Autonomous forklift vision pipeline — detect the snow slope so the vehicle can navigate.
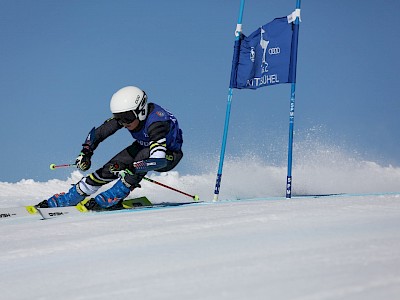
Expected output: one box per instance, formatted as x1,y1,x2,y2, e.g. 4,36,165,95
1,194,400,299
1,155,400,299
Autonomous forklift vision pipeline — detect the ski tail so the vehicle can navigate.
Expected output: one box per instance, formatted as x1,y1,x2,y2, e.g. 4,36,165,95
0,206,37,220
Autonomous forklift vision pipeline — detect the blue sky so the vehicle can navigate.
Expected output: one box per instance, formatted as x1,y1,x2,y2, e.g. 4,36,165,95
1,0,399,183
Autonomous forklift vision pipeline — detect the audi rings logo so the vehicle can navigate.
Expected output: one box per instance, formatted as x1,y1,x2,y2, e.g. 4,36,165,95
268,47,281,55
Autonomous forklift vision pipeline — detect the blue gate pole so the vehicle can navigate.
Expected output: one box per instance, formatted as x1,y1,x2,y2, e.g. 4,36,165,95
286,0,301,199
213,0,245,201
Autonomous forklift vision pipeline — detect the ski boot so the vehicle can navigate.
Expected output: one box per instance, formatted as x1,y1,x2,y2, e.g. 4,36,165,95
82,198,124,211
93,179,131,209
79,198,102,211
36,199,50,208
37,184,86,208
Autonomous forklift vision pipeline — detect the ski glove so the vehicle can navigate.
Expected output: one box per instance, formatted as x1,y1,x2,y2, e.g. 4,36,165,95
76,146,93,171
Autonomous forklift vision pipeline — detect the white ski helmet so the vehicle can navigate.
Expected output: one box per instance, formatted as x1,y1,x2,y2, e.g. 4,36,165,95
110,86,148,122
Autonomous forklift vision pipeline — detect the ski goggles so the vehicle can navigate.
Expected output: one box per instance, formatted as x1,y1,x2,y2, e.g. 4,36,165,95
113,110,138,125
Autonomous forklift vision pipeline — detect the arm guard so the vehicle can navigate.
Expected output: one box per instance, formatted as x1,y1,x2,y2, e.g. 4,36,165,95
133,158,168,174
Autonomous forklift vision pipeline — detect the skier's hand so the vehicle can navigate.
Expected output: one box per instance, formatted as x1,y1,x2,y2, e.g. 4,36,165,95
75,147,93,171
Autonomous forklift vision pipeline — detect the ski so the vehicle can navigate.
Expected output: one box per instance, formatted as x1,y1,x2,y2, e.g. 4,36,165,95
37,197,202,220
0,206,37,219
1,197,202,221
0,197,152,220
36,205,82,219
37,197,154,219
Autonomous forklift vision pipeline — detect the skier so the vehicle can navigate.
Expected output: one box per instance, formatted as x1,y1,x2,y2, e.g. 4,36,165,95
37,86,183,210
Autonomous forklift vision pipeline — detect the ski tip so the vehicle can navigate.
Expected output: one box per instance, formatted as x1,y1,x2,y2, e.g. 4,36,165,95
122,196,152,209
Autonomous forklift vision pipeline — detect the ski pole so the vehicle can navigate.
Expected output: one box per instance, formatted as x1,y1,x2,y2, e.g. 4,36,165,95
142,177,199,201
49,162,200,201
49,163,77,170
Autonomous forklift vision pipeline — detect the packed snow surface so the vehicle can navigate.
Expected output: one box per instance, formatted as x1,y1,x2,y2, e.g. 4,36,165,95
1,155,400,299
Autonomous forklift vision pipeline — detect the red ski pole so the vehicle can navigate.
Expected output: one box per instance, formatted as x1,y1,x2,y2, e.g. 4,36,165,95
143,177,199,201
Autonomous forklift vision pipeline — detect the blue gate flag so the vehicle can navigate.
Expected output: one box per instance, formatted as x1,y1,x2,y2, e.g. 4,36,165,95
230,15,298,89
